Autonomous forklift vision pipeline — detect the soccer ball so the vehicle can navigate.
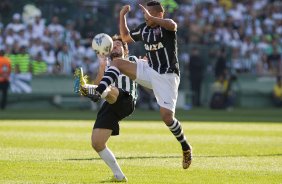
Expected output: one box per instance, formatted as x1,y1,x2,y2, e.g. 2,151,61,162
92,33,113,56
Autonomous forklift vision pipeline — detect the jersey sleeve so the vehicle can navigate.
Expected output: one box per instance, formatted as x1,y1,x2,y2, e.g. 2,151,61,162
129,23,145,42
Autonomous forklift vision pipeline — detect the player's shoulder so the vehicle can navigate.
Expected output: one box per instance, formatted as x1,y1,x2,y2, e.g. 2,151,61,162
134,22,146,30
136,22,146,28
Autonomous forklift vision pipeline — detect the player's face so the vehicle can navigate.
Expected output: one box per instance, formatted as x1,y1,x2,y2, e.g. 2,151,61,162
110,40,124,59
146,6,162,27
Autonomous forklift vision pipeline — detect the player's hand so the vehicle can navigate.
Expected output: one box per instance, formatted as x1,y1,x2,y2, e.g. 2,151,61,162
139,4,152,21
120,5,130,16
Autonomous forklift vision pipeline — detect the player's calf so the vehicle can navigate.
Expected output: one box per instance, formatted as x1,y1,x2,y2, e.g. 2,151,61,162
167,119,193,169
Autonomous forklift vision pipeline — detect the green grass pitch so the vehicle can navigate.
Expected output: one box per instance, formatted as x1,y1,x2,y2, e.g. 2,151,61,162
1,118,281,183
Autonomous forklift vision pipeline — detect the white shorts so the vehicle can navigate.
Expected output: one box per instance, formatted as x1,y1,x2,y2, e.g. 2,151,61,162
135,59,180,112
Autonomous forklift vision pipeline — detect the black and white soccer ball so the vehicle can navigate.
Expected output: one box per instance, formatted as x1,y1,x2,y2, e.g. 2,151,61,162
92,33,113,56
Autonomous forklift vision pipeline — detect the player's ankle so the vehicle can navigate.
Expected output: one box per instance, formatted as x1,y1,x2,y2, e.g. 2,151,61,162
181,142,191,151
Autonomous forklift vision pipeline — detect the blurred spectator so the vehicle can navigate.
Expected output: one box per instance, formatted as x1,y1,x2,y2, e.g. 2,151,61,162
5,13,24,33
47,16,64,36
215,47,227,78
0,49,11,109
42,42,56,74
17,29,29,47
57,43,74,75
81,56,98,82
4,28,15,48
12,46,30,73
64,20,81,49
29,37,44,58
31,52,47,75
188,47,205,107
71,40,85,66
1,0,282,78
210,74,237,110
267,47,281,75
272,75,282,107
31,15,45,38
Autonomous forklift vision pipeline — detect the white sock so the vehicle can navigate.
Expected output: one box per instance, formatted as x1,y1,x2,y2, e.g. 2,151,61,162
98,147,125,180
83,84,97,88
83,84,109,98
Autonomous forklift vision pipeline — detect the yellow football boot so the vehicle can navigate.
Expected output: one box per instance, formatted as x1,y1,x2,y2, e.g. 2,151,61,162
74,67,88,95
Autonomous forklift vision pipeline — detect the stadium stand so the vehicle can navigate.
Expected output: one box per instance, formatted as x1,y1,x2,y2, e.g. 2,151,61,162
1,0,281,109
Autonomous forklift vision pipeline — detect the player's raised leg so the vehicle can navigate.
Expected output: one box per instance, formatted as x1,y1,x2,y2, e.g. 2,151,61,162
95,59,137,97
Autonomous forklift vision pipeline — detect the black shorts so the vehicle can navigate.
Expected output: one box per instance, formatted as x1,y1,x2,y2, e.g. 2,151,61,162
94,88,135,136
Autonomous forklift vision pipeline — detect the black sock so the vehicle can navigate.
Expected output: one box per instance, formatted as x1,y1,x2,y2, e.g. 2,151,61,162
167,119,191,151
96,66,120,94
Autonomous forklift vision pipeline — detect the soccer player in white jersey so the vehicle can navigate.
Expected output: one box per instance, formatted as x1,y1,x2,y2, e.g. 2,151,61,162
84,1,192,169
80,35,138,182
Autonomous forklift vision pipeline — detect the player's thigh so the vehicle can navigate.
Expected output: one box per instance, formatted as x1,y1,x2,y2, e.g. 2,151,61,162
95,102,121,136
135,60,153,89
91,128,112,145
151,73,180,112
112,90,135,118
113,59,137,80
105,86,120,104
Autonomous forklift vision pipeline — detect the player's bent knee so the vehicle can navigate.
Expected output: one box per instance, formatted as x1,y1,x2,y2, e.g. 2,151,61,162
112,59,122,68
92,140,106,152
161,113,174,125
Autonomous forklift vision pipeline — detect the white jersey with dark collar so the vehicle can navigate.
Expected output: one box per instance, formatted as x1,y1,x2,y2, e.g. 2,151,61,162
107,56,138,101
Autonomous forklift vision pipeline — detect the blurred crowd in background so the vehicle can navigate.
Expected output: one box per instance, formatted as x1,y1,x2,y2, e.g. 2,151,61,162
0,0,281,77
0,0,282,109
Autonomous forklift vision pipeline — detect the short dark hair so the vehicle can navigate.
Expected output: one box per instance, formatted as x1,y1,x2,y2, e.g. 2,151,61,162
147,0,161,6
146,0,164,12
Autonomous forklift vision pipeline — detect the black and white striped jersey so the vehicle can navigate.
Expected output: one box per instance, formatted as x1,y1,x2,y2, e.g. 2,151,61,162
110,56,138,101
130,22,180,76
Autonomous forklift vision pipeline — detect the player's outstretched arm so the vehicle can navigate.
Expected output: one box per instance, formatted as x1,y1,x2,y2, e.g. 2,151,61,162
120,5,134,43
94,55,108,85
139,4,177,31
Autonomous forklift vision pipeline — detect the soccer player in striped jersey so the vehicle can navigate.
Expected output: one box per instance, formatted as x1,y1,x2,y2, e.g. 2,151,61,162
84,1,193,170
81,35,137,182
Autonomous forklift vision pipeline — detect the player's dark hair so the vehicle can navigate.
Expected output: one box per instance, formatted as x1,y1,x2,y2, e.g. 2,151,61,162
112,34,129,57
147,0,160,6
146,0,164,13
